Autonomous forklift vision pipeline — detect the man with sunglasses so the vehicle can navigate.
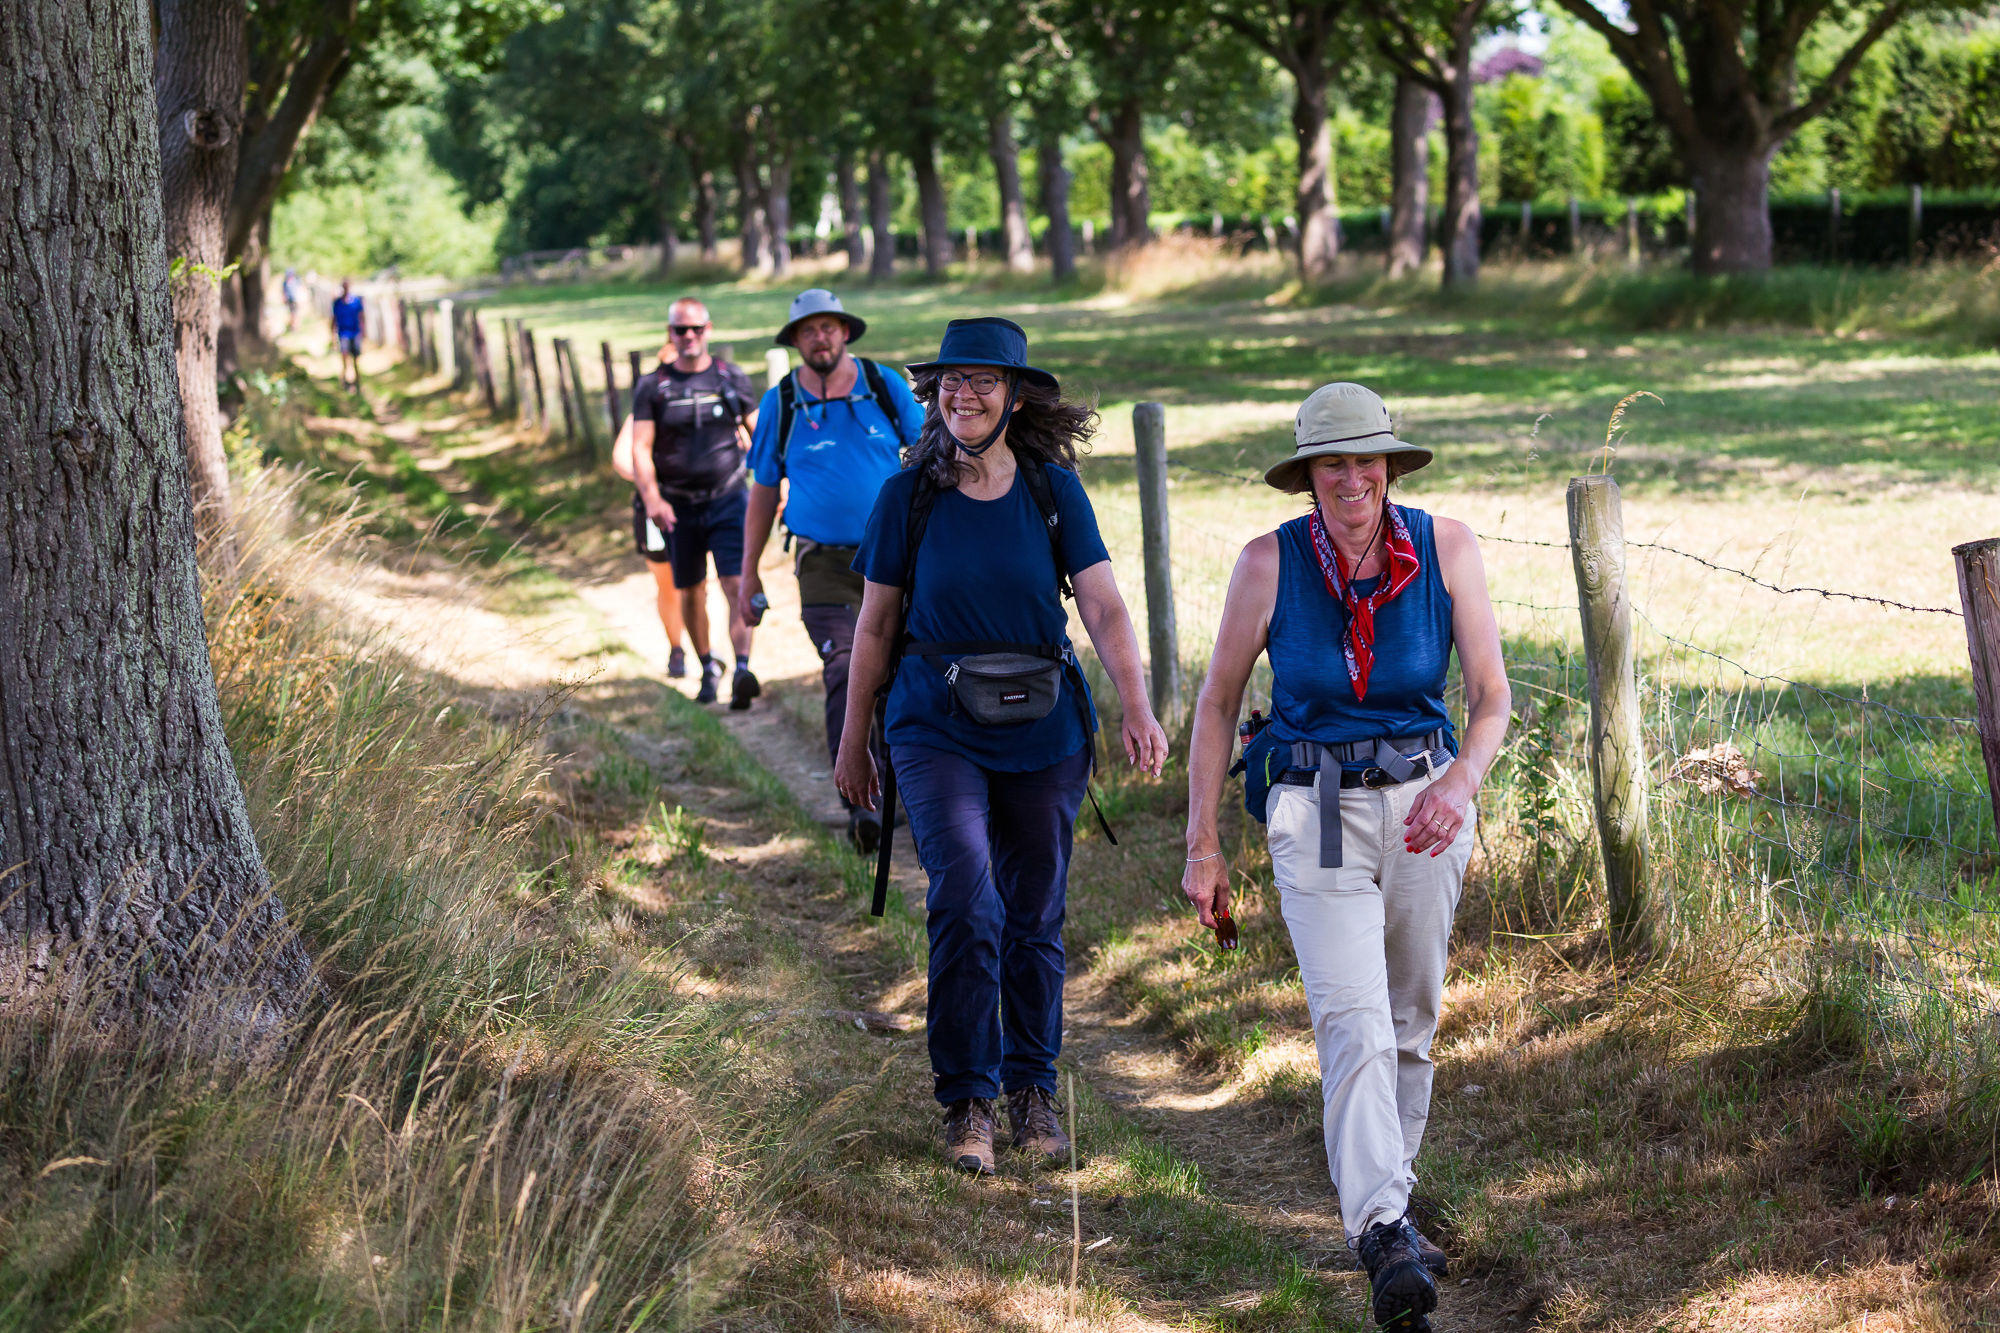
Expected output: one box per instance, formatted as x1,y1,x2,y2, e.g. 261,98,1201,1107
740,289,925,852
631,297,761,707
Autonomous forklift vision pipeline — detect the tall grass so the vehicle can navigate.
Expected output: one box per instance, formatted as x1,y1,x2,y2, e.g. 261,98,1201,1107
0,466,813,1329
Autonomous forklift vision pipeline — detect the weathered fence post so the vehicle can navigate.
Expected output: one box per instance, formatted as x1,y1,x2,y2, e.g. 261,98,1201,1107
521,326,546,432
1954,537,2000,839
1910,184,1924,264
1568,475,1651,948
764,346,790,391
550,338,575,444
1132,402,1180,724
601,341,623,433
1828,188,1842,264
570,340,598,456
471,316,497,413
437,298,456,383
1626,198,1640,264
628,349,645,388
500,318,519,419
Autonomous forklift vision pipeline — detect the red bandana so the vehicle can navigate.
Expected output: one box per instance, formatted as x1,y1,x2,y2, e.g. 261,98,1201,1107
1307,503,1421,701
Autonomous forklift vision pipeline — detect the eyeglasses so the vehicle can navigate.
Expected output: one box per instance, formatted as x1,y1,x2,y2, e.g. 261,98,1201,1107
938,371,1006,395
669,324,707,336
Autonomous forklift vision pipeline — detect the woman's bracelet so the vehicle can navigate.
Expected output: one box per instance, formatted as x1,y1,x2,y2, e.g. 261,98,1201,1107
1186,852,1223,864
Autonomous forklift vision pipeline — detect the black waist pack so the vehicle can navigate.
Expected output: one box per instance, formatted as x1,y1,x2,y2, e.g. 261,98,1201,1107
943,650,1065,725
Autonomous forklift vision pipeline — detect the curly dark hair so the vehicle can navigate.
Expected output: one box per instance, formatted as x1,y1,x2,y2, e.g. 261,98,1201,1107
904,371,1098,488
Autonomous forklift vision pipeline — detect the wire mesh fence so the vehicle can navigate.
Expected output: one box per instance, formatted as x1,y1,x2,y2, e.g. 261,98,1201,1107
1090,470,1997,1073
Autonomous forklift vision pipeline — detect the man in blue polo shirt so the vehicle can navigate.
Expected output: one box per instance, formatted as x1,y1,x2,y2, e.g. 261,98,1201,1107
330,278,365,389
740,289,924,851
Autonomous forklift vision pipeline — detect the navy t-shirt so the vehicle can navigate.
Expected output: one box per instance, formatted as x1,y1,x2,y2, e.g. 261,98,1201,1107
856,462,1110,771
332,295,364,337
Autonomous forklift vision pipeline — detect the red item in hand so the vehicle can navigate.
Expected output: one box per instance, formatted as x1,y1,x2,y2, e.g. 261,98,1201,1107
1212,906,1239,951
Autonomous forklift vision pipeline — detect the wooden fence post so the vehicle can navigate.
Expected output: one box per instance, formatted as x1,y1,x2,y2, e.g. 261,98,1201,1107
500,318,520,419
1954,537,2000,839
550,339,575,444
437,298,456,383
521,326,546,432
1910,183,1924,265
601,341,623,433
1132,402,1180,724
568,340,598,457
764,346,790,391
628,349,644,389
1568,475,1651,948
471,315,497,413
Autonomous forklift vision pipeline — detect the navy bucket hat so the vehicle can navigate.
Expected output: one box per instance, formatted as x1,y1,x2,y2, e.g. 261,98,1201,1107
906,317,1058,391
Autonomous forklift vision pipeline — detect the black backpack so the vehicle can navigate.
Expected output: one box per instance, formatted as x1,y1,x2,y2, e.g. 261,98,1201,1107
870,461,1114,916
771,358,911,479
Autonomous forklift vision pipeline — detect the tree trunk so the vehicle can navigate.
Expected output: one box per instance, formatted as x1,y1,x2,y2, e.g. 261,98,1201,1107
1388,76,1431,277
912,131,951,277
868,148,896,280
1439,54,1481,286
1100,95,1151,249
694,165,718,261
836,148,866,270
737,145,769,275
1038,131,1076,285
237,207,272,354
2,0,315,1017
1291,66,1338,279
989,111,1035,274
155,0,245,547
227,0,351,261
1686,144,1775,273
766,150,792,277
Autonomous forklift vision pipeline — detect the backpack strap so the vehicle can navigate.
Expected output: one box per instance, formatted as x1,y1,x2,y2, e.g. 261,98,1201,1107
872,472,939,917
858,358,911,450
773,371,798,479
1019,461,1074,600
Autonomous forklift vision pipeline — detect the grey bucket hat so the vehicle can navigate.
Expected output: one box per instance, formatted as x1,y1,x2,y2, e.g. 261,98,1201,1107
775,288,866,346
1263,382,1432,493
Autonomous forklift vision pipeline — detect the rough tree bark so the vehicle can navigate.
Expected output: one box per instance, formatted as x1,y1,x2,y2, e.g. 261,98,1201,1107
867,148,896,280
236,208,271,354
1094,95,1151,248
1038,131,1076,285
736,144,769,275
693,162,718,261
988,111,1036,274
836,148,866,270
155,0,245,546
912,131,952,277
1388,76,1431,277
765,150,792,277
1438,51,1480,285
1375,0,1484,286
1221,0,1350,280
2,0,315,1017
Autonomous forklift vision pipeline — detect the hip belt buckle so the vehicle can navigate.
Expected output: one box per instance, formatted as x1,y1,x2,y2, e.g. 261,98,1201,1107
1360,766,1396,789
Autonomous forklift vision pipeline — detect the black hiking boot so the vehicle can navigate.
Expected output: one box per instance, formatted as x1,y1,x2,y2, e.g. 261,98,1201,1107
848,809,881,856
1408,1219,1449,1277
1355,1218,1439,1331
695,656,722,704
730,665,760,711
941,1097,997,1175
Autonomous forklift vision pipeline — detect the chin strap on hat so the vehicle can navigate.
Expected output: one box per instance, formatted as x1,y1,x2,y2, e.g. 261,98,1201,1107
956,383,1022,459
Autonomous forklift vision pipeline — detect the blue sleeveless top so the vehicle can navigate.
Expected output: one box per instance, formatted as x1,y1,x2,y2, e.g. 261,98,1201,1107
1267,505,1457,767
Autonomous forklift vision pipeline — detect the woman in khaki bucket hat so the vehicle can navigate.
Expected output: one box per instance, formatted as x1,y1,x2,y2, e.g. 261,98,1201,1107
1180,382,1510,1333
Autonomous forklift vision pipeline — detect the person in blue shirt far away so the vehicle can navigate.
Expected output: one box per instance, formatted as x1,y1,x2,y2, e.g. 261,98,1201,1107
330,278,365,389
835,317,1167,1176
738,289,925,852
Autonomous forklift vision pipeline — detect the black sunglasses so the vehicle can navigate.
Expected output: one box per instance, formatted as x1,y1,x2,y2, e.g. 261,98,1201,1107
669,324,707,336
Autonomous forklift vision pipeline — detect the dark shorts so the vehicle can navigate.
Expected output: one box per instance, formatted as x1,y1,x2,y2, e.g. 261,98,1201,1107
338,333,362,357
632,489,746,589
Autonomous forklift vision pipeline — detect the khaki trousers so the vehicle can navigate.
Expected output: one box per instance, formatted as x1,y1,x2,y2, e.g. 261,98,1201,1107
1268,763,1474,1238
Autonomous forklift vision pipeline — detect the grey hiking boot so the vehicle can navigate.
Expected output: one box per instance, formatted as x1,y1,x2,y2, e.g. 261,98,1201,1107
1005,1085,1071,1165
942,1097,997,1175
1355,1218,1439,1331
695,655,722,704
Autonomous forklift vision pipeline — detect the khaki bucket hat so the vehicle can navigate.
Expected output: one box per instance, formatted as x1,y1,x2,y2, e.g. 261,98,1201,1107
1263,382,1432,493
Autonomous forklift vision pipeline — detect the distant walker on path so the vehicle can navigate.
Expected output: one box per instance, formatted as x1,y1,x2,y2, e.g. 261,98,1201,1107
331,279,364,390
628,297,761,706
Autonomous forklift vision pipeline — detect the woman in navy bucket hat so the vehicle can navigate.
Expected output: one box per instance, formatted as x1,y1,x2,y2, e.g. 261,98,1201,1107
838,317,1167,1175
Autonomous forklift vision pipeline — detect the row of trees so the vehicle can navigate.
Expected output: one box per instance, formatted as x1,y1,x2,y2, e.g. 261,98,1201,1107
433,0,1978,293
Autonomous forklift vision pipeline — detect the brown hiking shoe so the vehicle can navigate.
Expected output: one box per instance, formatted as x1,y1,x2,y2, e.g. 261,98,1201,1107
1006,1085,1071,1165
942,1097,997,1175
